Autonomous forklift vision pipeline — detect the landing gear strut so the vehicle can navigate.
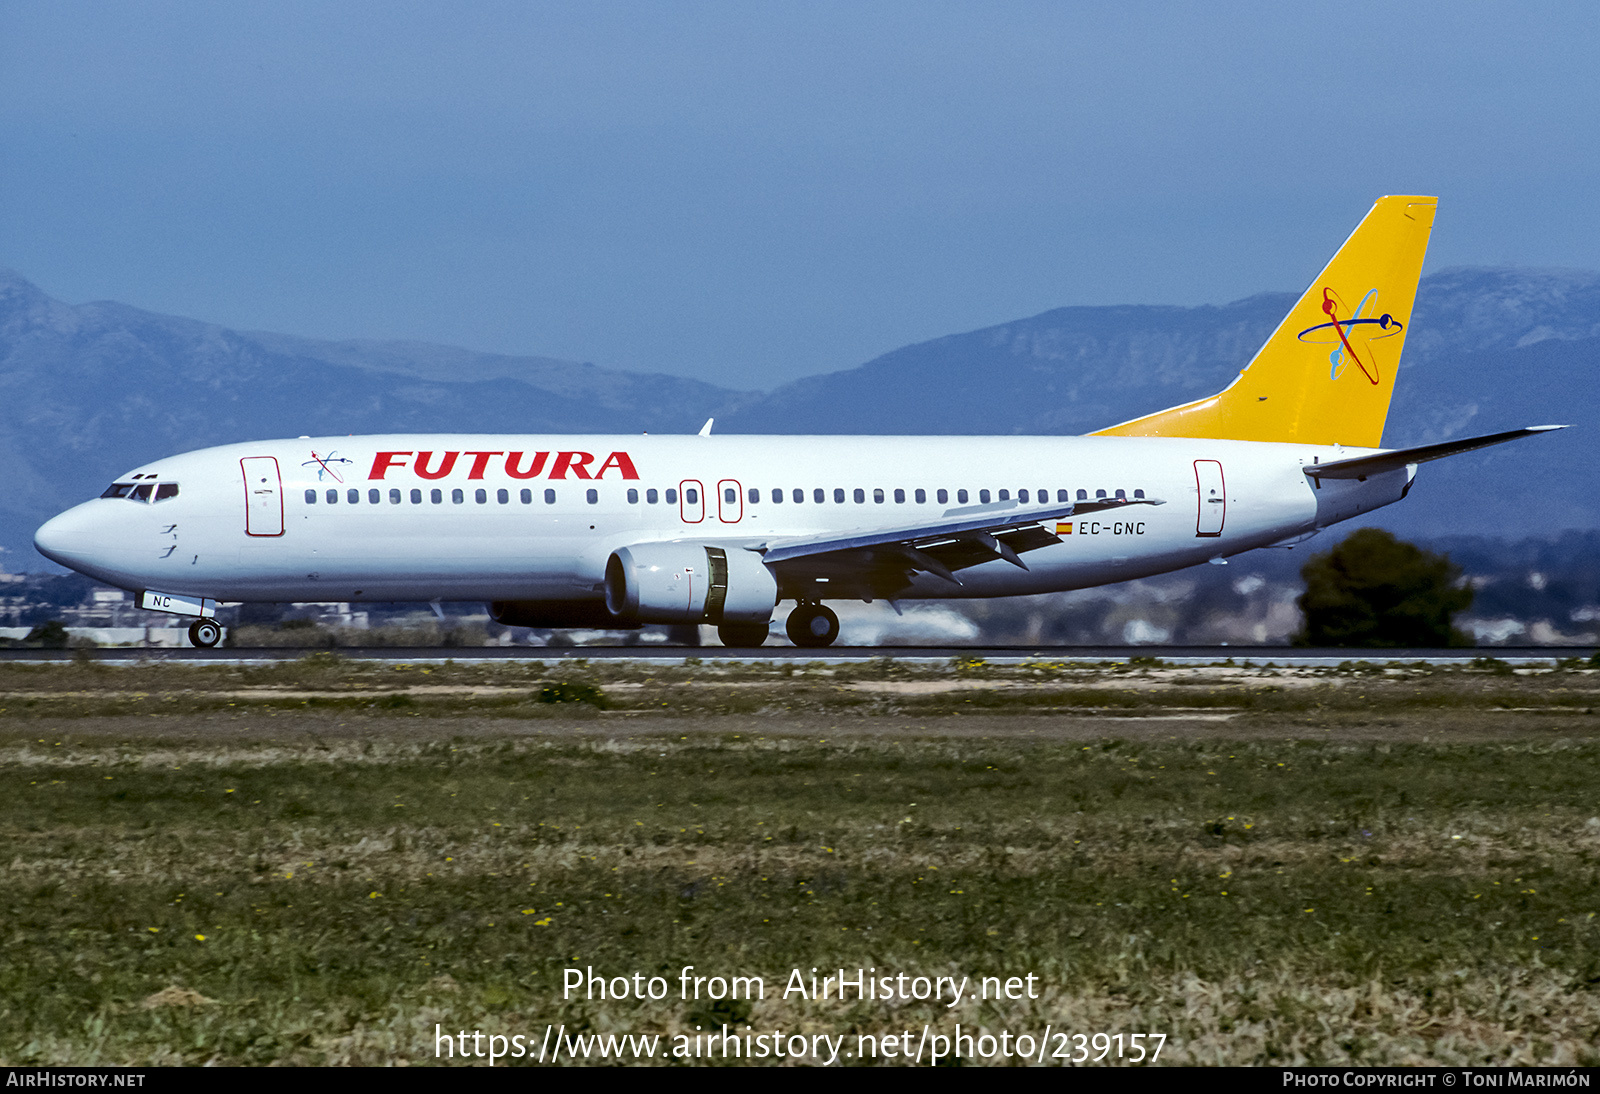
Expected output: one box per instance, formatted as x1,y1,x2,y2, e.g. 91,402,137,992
785,602,839,648
717,622,770,648
188,619,223,648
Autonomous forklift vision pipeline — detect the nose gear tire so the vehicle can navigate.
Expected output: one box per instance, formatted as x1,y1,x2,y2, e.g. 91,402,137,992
188,619,222,648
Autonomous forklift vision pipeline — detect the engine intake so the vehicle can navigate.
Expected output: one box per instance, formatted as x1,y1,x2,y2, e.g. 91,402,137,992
605,543,777,625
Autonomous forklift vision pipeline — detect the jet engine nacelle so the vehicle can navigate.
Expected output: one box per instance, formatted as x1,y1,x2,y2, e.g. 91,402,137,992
605,543,778,625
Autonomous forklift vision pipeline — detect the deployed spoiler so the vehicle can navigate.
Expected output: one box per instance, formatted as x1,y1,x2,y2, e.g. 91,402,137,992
1303,425,1569,480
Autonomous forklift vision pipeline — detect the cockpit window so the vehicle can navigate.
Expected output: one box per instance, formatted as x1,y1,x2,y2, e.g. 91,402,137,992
102,481,180,502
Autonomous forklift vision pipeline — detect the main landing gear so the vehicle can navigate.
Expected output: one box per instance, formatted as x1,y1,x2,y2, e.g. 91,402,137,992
187,619,223,649
785,602,839,649
716,622,771,648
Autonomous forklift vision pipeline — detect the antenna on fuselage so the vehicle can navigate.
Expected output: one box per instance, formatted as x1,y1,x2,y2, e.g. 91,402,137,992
698,418,714,436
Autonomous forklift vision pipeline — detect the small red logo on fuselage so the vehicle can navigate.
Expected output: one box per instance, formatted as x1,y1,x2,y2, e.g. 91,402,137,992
367,450,639,481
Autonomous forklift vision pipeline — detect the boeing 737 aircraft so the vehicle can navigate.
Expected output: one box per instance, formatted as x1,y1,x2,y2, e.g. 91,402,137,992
34,196,1563,648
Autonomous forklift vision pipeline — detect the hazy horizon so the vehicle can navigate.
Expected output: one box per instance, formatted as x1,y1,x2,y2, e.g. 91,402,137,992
5,2,1599,388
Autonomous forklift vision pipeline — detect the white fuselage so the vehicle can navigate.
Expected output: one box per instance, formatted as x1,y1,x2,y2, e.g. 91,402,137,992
34,433,1411,609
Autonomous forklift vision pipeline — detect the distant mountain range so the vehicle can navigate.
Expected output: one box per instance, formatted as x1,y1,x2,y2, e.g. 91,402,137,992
2,266,1594,567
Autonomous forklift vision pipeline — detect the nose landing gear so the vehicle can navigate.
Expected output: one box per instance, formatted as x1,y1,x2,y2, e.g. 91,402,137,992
187,619,223,649
785,601,839,648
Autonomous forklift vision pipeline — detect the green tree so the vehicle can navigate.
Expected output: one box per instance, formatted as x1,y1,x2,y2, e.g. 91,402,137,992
1295,528,1474,647
23,620,71,649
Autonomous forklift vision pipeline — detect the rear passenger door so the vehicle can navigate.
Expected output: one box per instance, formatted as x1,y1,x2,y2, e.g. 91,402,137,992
1194,460,1225,537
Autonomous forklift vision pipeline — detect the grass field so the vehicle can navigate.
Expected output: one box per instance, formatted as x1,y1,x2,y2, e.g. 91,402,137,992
2,656,1598,1065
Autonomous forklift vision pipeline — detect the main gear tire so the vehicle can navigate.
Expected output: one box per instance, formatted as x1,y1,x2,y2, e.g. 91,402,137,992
188,619,223,648
716,622,770,648
785,603,840,648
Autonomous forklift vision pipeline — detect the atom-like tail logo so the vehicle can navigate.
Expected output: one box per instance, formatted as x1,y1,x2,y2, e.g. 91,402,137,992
302,450,355,483
1296,287,1402,385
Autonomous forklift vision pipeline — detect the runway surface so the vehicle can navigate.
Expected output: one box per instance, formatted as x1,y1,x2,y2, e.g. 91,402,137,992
0,644,1593,666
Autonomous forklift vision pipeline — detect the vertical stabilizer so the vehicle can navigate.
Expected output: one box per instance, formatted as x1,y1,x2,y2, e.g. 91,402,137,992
1094,196,1437,447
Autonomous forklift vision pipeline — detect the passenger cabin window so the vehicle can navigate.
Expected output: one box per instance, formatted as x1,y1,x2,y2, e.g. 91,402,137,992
979,489,991,503
586,488,598,504
369,489,380,504
305,489,317,504
997,489,1009,501
666,489,678,504
893,488,904,503
772,489,783,504
627,488,638,503
914,488,925,503
348,489,359,504
833,488,845,503
520,489,532,504
1076,489,1087,501
685,488,697,505
544,489,557,504
813,488,824,503
748,488,759,503
1017,489,1028,502
957,489,969,504
725,487,737,504
874,488,885,503
795,489,806,503
646,488,658,504
411,489,423,504
498,488,510,504
1134,489,1145,499
936,489,947,504
853,488,864,503
390,489,401,504
452,488,464,504
431,489,443,504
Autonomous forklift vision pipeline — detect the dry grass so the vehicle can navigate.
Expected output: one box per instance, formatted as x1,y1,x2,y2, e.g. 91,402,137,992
2,662,1599,1065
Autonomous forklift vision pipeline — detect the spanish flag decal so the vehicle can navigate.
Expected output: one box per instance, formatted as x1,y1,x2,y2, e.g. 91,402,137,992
1056,522,1073,535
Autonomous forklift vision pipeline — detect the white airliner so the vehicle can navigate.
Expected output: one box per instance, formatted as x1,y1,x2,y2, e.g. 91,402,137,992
34,196,1562,648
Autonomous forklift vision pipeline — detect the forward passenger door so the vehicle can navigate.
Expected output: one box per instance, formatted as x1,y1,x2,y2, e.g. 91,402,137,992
241,457,284,537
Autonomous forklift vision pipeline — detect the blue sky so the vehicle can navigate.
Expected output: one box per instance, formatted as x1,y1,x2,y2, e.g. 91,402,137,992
4,1,1598,388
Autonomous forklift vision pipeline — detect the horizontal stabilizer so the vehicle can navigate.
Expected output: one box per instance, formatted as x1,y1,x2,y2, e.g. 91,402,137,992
1304,425,1568,480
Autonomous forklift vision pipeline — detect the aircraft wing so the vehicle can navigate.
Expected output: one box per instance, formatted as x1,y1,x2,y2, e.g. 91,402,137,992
1303,425,1569,480
758,495,1163,591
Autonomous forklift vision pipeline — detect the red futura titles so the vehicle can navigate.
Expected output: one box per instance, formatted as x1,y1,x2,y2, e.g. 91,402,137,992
367,451,640,481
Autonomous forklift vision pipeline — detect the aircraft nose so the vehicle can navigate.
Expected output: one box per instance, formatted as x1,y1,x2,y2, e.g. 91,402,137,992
34,503,102,571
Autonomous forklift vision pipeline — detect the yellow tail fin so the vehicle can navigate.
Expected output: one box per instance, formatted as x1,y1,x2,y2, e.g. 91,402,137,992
1094,195,1437,447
